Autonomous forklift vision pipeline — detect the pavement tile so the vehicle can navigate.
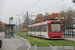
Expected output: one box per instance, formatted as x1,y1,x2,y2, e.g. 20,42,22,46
16,46,29,50
2,36,28,50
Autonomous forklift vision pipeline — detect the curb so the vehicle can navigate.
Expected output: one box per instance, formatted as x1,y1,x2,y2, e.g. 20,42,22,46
28,40,37,50
62,38,75,42
15,35,31,50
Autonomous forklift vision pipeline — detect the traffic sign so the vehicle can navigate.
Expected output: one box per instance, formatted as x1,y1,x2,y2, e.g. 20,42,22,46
10,17,13,20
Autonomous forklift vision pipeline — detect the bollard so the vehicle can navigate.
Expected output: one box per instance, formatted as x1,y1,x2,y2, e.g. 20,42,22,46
0,40,2,48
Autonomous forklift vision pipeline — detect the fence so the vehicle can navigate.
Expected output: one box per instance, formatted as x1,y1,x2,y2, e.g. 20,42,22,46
61,24,73,38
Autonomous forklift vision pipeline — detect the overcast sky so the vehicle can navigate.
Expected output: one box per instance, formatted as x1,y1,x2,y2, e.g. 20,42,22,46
0,0,75,24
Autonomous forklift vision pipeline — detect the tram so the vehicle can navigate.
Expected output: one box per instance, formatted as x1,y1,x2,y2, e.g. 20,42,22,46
28,20,62,39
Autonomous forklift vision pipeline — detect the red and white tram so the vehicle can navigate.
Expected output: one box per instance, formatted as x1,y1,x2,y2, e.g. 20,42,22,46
28,20,62,39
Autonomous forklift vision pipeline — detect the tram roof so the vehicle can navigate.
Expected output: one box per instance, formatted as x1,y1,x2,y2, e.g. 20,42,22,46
29,20,60,27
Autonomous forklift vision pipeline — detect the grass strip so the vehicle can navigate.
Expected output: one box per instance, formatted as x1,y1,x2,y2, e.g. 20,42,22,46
15,32,75,46
55,40,75,46
28,40,35,47
15,33,49,46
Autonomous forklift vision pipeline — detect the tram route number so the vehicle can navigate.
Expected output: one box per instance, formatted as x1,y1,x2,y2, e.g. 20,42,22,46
51,22,60,24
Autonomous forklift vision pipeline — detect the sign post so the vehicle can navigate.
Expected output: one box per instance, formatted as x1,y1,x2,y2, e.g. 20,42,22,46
10,17,13,20
9,17,13,24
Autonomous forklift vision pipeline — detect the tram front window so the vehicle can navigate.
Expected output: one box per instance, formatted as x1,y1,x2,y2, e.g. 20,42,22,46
51,22,60,32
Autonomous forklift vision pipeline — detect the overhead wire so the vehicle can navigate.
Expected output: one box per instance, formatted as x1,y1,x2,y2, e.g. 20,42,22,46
33,0,55,12
27,0,40,11
29,0,64,20
25,0,35,11
35,0,64,14
26,0,54,19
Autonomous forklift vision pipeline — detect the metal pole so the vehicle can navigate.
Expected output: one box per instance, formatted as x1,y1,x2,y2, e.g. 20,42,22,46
71,25,73,38
19,18,20,34
31,15,32,24
27,11,28,36
16,21,17,33
9,18,10,24
59,13,60,20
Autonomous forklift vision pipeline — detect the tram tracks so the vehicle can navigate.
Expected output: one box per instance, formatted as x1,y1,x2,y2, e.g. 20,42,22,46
52,40,75,46
26,36,75,50
51,40,75,50
16,33,75,50
51,40,68,46
27,37,55,50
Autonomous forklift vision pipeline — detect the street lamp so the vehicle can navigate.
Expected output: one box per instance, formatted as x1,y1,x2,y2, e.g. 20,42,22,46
21,12,28,36
16,15,21,34
62,17,64,19
30,15,35,24
21,12,35,35
55,17,58,19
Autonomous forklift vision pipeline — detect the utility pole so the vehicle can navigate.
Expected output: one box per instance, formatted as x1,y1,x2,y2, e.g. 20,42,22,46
9,18,10,24
16,21,17,33
27,11,28,36
19,18,20,34
59,13,60,20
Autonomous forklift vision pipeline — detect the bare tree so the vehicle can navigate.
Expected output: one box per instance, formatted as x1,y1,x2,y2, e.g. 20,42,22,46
44,12,49,20
23,18,31,29
60,7,75,24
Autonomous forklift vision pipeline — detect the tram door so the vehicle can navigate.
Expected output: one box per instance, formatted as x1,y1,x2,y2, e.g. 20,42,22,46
48,24,51,38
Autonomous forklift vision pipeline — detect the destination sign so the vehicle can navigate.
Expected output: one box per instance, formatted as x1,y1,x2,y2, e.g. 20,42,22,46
51,22,60,24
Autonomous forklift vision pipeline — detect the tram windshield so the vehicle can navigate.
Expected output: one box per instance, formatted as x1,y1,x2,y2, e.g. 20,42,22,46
51,22,60,32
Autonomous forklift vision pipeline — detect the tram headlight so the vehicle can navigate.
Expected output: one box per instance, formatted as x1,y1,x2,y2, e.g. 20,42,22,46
52,34,54,36
59,34,61,36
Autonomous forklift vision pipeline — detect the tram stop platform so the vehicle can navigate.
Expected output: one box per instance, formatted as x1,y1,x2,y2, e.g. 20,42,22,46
0,33,31,50
62,35,75,42
63,37,75,42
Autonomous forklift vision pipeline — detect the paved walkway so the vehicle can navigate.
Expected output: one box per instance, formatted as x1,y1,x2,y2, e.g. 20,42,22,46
29,46,75,50
62,36,75,42
0,34,31,50
63,38,75,42
0,32,75,50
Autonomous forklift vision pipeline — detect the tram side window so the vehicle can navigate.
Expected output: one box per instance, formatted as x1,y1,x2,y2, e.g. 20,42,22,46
30,27,31,31
30,27,34,32
48,24,50,32
32,27,34,31
41,25,47,32
28,27,30,31
35,26,40,32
